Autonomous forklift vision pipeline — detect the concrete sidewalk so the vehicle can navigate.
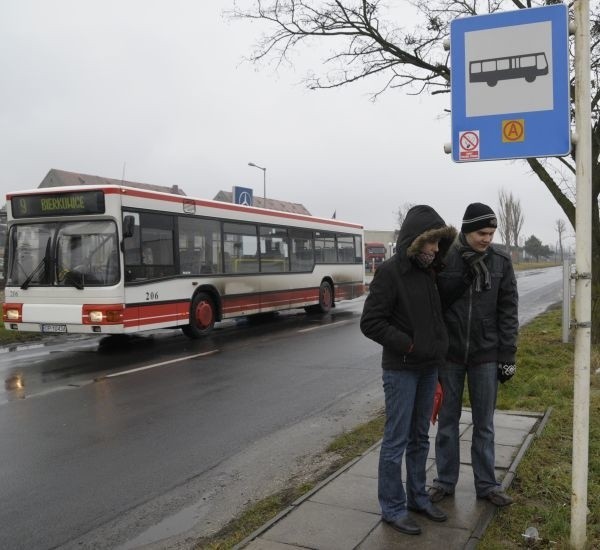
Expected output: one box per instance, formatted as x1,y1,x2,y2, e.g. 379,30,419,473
236,408,548,550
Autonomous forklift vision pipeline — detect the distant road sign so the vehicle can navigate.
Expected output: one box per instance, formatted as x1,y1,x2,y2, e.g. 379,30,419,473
450,4,570,162
233,186,253,206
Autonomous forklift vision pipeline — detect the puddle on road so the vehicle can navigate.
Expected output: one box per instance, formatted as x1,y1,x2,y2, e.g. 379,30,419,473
116,499,210,550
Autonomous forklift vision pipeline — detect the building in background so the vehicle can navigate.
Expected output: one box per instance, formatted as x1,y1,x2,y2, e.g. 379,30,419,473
38,169,186,196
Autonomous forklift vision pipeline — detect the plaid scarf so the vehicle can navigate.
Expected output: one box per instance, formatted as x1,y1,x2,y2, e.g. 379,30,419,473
457,233,491,292
412,250,436,269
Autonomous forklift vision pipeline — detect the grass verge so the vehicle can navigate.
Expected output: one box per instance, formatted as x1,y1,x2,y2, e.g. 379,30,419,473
193,306,599,549
480,306,599,548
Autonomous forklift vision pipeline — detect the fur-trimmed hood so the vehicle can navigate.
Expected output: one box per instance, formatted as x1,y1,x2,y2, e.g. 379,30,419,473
396,205,457,265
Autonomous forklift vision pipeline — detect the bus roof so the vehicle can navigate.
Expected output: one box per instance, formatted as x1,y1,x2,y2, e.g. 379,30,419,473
6,184,364,230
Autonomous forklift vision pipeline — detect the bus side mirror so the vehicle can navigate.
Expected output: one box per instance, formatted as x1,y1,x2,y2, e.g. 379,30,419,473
123,215,135,238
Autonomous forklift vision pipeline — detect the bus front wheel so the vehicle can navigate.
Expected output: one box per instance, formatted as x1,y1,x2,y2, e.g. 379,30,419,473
182,292,216,338
305,281,333,314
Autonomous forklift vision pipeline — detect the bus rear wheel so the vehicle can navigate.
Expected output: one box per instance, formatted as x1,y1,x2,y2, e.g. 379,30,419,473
305,281,333,314
182,292,216,338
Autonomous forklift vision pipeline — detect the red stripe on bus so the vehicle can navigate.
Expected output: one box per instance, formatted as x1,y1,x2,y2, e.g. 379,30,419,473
123,301,189,328
120,282,363,328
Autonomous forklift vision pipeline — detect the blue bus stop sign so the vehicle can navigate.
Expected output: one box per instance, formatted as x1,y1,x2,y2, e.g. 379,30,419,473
233,186,253,206
450,4,570,162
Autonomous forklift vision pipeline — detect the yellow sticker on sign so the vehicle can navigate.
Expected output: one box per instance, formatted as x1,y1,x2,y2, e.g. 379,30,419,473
502,119,525,143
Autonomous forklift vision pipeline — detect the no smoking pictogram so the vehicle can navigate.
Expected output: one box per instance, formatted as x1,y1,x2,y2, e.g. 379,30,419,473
459,130,480,160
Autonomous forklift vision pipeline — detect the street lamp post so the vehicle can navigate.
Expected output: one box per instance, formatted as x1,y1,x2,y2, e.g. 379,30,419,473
248,162,267,204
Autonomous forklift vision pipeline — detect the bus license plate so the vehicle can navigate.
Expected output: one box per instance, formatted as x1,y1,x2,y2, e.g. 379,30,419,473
41,324,67,333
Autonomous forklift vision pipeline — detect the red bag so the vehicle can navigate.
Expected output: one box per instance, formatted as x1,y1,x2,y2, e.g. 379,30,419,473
431,382,443,424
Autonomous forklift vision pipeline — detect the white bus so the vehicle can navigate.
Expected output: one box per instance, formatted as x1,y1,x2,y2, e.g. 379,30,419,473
3,185,365,338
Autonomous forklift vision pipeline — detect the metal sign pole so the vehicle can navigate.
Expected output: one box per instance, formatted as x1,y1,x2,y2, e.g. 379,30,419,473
570,0,592,547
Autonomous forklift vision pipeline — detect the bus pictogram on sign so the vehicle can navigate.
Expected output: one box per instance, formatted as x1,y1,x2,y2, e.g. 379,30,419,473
469,52,548,87
459,130,480,160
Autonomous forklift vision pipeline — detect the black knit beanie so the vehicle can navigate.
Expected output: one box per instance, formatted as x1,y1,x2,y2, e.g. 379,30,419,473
461,203,497,233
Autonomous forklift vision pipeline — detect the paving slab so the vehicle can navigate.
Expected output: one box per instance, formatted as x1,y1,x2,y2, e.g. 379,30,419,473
309,472,380,514
261,500,380,550
346,449,379,479
357,522,471,550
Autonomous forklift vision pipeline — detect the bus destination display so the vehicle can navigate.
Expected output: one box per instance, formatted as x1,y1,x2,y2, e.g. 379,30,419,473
11,190,105,218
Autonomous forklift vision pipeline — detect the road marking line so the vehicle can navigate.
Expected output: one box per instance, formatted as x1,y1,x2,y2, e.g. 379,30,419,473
97,350,219,380
298,320,353,333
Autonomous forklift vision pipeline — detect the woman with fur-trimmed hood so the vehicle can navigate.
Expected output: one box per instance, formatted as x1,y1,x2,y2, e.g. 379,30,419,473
360,205,456,536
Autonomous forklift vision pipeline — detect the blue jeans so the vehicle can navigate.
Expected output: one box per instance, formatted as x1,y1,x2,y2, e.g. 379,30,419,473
379,367,437,521
434,361,499,497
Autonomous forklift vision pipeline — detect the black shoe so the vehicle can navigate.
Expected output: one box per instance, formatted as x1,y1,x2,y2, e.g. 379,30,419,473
408,503,448,522
478,489,513,507
427,485,454,503
383,515,422,535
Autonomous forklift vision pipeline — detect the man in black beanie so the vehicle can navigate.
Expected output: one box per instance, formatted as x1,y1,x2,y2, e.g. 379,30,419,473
428,202,519,507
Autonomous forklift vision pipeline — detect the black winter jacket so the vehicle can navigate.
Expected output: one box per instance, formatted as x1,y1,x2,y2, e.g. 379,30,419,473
360,205,457,370
437,239,519,365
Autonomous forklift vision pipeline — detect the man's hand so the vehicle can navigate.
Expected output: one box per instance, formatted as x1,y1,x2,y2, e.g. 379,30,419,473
497,363,516,383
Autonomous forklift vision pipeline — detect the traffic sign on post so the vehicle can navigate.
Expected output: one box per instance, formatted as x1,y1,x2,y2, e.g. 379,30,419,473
233,186,253,206
450,4,570,162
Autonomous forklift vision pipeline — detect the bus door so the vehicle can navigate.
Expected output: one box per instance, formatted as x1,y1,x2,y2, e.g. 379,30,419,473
259,226,291,311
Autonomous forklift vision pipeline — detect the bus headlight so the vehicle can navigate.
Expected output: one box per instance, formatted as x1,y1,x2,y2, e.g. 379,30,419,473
6,309,21,321
88,311,104,323
82,304,124,325
3,304,22,322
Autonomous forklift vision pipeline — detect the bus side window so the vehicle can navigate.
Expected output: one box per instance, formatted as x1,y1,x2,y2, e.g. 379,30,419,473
178,216,222,276
223,222,258,274
140,213,174,279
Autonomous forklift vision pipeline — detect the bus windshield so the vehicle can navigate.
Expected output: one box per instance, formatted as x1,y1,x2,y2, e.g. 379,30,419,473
7,220,119,288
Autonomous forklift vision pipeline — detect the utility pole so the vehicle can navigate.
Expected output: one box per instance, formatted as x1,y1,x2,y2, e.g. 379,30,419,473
570,0,592,547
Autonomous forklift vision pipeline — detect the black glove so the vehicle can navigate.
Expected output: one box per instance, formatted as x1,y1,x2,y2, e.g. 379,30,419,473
497,363,516,383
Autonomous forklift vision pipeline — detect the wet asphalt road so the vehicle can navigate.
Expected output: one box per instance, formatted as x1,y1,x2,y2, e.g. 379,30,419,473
0,266,563,549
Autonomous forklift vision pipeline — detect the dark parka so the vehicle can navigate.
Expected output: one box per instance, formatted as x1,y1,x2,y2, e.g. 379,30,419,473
437,239,518,365
360,205,457,371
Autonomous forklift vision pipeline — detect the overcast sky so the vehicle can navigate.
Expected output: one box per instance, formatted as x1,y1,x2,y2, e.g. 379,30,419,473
0,1,574,249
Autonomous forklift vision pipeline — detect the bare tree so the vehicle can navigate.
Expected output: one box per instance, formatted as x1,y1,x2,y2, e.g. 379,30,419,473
496,189,524,260
497,189,513,254
509,198,524,259
229,0,451,99
556,218,567,262
396,202,415,229
230,0,600,339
